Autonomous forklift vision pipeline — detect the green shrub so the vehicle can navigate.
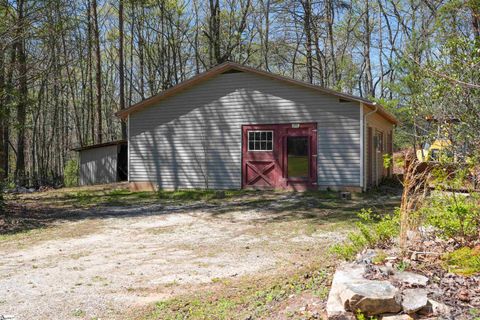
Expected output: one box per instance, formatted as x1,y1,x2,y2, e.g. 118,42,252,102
443,246,480,276
64,159,79,187
329,208,400,260
383,153,393,169
422,193,480,245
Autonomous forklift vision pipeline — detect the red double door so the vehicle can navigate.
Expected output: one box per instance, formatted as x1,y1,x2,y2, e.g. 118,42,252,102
242,123,317,190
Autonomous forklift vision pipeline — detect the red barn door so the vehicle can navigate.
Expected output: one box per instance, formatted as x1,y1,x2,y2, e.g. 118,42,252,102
242,125,281,189
242,123,317,190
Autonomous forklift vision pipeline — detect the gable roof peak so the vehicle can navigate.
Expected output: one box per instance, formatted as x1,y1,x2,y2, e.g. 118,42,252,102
116,62,398,125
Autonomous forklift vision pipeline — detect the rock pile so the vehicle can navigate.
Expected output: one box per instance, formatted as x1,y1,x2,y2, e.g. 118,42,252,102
326,258,452,319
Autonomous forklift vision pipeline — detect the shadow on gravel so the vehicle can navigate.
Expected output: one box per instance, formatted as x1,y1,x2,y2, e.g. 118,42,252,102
1,187,401,236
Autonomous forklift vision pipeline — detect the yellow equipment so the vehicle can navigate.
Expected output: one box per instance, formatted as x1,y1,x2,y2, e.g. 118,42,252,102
416,138,452,162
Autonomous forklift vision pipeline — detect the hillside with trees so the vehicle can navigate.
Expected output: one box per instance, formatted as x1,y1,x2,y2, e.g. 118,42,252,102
0,0,479,187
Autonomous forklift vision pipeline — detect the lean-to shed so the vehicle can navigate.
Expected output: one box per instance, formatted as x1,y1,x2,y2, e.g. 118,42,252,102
73,140,128,186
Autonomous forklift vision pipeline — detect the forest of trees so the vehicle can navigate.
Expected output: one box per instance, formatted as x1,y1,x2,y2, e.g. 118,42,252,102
0,0,479,187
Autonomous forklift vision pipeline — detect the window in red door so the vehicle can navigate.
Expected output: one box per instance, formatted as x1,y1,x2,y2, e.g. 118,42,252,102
287,136,309,179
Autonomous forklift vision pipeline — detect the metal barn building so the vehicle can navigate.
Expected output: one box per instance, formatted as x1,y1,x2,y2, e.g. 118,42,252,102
74,140,128,186
114,62,398,192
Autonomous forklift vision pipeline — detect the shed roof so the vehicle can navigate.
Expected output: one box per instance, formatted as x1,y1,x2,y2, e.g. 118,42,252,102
72,140,127,152
116,62,398,125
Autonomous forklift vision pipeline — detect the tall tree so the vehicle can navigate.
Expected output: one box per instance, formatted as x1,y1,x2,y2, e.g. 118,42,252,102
92,0,102,143
87,0,95,144
0,39,6,181
118,0,126,139
14,0,27,186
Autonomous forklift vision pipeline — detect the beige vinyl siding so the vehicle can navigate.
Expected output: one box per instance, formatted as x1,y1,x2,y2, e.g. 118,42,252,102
79,145,118,185
363,105,394,187
129,72,361,189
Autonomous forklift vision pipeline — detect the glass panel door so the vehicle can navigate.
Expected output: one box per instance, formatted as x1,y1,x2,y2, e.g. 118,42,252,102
287,136,309,178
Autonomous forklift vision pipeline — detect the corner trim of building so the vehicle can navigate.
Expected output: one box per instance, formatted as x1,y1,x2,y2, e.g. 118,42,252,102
360,104,364,189
127,115,130,182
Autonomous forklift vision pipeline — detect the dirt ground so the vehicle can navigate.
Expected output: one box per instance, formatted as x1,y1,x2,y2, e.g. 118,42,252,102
0,185,400,320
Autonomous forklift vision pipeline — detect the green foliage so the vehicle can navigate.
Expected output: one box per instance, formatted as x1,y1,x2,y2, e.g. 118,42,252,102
64,159,79,187
356,310,378,320
396,260,410,272
443,247,480,276
383,153,393,170
469,308,480,320
329,208,400,260
422,193,480,245
372,250,387,265
431,167,469,191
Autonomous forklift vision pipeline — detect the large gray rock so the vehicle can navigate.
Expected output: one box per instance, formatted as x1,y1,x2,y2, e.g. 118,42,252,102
392,271,428,287
326,263,366,319
402,288,428,313
418,299,451,317
339,280,402,315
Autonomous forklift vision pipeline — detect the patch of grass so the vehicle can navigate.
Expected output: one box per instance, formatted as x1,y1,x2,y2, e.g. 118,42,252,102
70,251,91,260
0,227,47,242
396,260,409,272
469,308,480,320
69,189,157,207
72,309,86,317
145,226,175,235
444,247,480,276
19,187,256,208
329,208,400,261
143,267,331,320
305,224,317,236
372,250,387,265
156,189,251,202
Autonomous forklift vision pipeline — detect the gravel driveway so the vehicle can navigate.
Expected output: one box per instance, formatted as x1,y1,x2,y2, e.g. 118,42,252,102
0,191,378,320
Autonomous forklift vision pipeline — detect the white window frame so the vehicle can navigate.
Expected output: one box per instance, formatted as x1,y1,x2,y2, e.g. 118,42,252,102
247,130,274,152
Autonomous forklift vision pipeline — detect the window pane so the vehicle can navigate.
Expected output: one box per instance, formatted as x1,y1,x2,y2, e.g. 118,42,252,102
287,136,309,178
247,131,273,151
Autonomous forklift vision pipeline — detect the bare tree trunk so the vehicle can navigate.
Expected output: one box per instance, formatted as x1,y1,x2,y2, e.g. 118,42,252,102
363,0,374,97
260,0,271,71
15,0,27,186
92,0,102,143
0,45,6,181
208,0,221,65
326,0,337,85
301,0,313,84
118,0,126,139
87,0,95,144
138,5,145,99
2,43,16,183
